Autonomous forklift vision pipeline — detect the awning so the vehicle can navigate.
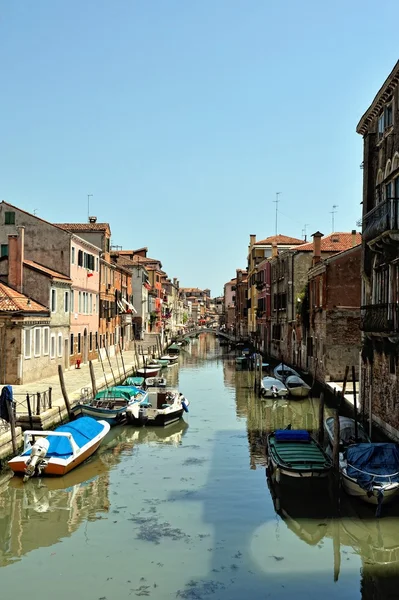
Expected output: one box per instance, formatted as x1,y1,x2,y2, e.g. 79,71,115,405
122,298,138,314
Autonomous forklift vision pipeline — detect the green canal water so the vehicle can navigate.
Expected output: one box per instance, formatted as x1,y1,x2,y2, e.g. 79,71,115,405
0,334,398,599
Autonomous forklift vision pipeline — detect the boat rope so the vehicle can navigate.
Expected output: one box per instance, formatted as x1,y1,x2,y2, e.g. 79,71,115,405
346,463,399,482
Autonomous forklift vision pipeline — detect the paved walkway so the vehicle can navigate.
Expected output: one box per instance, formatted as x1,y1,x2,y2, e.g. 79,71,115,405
11,349,146,415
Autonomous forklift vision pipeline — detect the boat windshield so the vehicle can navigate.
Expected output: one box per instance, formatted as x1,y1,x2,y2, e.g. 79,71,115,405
263,377,286,390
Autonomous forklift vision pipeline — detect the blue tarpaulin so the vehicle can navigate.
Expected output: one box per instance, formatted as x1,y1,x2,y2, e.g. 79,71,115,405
346,443,399,490
23,416,104,459
275,430,310,443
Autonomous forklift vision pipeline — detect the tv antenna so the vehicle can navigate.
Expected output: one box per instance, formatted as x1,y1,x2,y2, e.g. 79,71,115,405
87,194,93,220
273,192,281,237
330,205,338,232
302,223,310,241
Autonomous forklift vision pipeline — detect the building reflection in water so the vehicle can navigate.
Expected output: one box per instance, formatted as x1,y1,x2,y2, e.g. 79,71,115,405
0,419,188,568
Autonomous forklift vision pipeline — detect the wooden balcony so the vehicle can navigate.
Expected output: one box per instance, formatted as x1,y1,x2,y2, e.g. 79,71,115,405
363,198,399,243
360,303,399,334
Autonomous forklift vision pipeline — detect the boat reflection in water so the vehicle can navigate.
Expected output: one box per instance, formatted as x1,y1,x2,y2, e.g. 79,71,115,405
0,419,188,568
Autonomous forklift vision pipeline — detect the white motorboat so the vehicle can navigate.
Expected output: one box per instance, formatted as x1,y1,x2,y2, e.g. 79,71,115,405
8,417,110,480
340,443,399,514
273,363,301,383
260,377,288,398
126,388,189,427
145,376,167,387
285,375,311,399
160,354,179,365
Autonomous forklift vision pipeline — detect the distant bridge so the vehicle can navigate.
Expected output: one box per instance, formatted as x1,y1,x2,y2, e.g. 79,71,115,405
175,328,240,344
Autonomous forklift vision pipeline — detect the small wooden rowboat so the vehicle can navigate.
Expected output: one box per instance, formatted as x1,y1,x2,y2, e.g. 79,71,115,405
267,429,332,483
8,417,110,481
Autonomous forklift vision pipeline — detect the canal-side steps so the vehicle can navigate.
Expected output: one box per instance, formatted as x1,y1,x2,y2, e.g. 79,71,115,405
0,343,168,464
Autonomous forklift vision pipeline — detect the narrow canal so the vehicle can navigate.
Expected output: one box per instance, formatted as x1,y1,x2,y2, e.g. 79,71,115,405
0,334,397,599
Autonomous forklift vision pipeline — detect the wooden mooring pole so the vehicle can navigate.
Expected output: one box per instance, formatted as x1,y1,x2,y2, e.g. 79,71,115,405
6,395,17,455
58,364,72,420
89,360,97,397
332,409,341,472
341,365,350,398
104,344,117,386
318,392,325,446
352,365,358,442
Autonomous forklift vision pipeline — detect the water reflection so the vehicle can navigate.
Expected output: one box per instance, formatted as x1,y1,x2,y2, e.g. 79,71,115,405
1,338,399,599
0,419,189,568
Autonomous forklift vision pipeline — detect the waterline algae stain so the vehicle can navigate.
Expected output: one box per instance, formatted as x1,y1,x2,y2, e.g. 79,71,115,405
0,334,398,599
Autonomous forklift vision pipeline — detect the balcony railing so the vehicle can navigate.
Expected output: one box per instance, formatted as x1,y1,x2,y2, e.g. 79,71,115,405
363,198,399,243
360,303,399,333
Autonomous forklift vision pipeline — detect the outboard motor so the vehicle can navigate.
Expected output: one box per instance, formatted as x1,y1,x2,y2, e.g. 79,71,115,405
23,438,50,482
271,385,279,399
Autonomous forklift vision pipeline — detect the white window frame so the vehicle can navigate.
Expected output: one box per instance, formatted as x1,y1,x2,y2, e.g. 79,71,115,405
50,334,56,359
89,293,93,315
24,329,31,359
78,291,82,313
34,327,41,357
43,327,50,356
58,333,63,357
70,290,74,313
51,288,57,313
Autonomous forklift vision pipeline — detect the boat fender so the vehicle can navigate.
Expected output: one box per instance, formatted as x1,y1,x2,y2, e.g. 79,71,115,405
182,400,189,413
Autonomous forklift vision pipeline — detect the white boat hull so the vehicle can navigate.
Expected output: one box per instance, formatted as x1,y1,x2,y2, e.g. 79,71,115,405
288,386,311,399
341,471,399,505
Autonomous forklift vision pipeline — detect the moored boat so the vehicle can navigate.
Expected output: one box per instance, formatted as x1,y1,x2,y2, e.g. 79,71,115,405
136,365,161,378
340,443,399,514
123,376,145,388
324,416,370,450
159,354,179,364
267,429,332,483
273,363,301,383
260,376,288,398
285,375,311,399
126,388,189,427
8,416,110,481
72,386,148,425
145,376,167,387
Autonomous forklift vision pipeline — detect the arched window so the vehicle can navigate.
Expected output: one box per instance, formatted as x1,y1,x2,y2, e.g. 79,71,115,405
393,152,399,171
376,169,383,185
385,160,392,179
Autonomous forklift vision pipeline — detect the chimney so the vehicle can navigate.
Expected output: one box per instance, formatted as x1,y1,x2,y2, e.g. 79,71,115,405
312,231,323,265
250,234,256,247
351,229,357,247
272,242,278,258
8,226,25,293
88,216,97,223
173,277,177,286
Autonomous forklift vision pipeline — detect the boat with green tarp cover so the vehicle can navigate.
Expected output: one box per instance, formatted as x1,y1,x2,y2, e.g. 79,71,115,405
267,429,332,482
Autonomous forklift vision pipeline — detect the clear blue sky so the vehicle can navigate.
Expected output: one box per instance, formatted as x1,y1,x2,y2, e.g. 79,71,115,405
1,1,398,296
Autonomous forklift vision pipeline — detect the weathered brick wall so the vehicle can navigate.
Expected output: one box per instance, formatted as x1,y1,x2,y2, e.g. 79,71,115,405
326,246,361,309
374,352,399,426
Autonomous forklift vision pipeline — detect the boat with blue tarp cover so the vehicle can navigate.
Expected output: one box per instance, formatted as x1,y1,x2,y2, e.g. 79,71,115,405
340,442,399,514
72,386,148,425
8,416,110,480
267,429,332,482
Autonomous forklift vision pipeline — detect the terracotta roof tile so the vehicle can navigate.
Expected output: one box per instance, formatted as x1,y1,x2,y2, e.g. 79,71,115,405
294,232,362,252
254,234,305,246
55,222,110,233
0,283,48,313
24,260,71,281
